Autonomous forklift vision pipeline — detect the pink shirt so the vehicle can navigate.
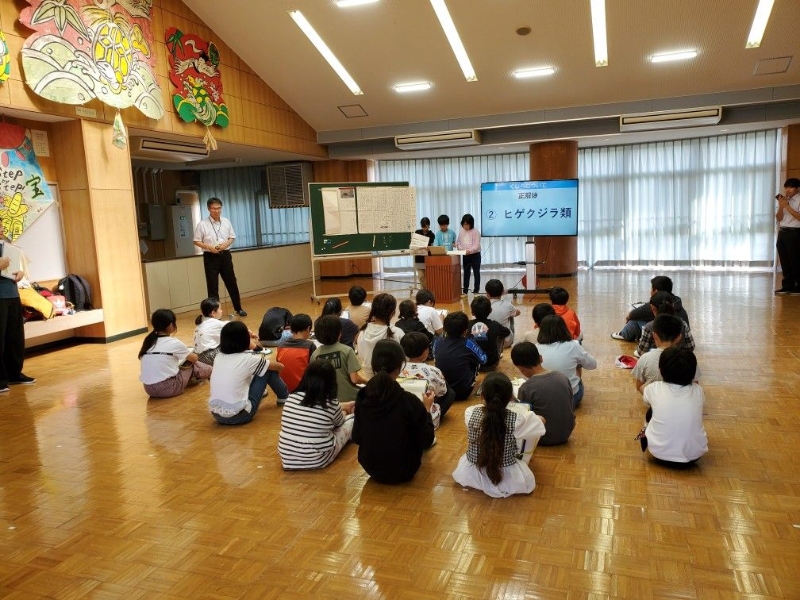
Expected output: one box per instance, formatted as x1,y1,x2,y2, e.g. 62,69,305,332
456,227,481,254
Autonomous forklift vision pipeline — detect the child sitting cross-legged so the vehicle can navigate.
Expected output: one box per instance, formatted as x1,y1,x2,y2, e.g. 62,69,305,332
352,339,436,484
434,311,487,401
356,293,405,379
634,291,694,358
632,314,684,394
511,342,575,446
452,372,546,498
395,300,433,343
399,331,455,426
277,359,355,470
536,314,597,408
276,313,316,394
485,279,520,347
311,316,368,403
208,321,287,425
139,309,212,399
549,287,582,341
638,347,708,467
193,297,226,365
469,295,511,371
522,303,556,344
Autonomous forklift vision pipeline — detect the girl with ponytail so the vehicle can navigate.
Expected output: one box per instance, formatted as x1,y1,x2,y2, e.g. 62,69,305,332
352,339,435,483
356,293,405,378
634,291,695,358
193,297,224,365
139,309,212,398
452,372,546,498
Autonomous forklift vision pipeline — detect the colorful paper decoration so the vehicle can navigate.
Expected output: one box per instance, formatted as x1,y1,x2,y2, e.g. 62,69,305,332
0,123,55,242
19,0,164,119
165,28,229,129
0,31,11,82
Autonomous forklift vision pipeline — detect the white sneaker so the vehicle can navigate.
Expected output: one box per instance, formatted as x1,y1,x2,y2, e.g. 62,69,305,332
610,332,626,340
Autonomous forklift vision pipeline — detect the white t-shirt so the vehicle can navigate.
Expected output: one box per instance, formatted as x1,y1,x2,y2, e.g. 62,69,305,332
643,382,708,463
417,305,444,334
208,352,270,417
489,298,518,344
139,336,191,385
536,341,597,393
193,317,225,354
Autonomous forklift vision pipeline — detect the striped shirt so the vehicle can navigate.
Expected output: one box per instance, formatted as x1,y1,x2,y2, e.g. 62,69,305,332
278,392,346,469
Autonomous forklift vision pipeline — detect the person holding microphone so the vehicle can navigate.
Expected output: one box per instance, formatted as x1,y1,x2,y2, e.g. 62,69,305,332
775,178,800,295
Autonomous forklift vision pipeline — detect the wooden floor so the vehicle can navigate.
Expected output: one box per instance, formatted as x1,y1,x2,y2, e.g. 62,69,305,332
3,269,800,599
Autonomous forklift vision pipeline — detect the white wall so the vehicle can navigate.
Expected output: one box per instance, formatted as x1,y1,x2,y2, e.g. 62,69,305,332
143,243,313,314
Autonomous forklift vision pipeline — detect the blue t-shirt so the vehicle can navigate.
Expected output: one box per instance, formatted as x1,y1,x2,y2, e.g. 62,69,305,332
434,229,456,251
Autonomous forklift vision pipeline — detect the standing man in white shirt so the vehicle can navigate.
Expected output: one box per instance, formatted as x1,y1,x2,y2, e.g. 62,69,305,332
775,178,800,295
193,197,247,317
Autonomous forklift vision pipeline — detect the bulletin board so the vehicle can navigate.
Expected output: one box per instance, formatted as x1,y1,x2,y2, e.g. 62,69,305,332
309,182,416,256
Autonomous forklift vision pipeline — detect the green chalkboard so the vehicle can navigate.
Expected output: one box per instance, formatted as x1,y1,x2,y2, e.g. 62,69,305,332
309,182,416,256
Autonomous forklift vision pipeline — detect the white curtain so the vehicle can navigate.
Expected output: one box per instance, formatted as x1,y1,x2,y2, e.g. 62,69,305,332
200,166,310,248
377,129,779,269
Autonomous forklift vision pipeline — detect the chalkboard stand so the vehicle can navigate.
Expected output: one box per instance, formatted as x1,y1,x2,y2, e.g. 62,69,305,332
308,181,417,303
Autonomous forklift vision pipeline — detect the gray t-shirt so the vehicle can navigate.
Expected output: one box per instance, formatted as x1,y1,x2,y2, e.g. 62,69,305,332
517,370,575,446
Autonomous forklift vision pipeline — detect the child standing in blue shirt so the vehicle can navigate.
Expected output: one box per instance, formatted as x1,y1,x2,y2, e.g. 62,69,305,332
434,214,456,250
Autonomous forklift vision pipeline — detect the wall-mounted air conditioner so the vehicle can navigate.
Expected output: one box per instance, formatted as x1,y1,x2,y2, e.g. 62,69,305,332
130,137,209,162
620,107,722,132
267,162,312,208
395,129,482,150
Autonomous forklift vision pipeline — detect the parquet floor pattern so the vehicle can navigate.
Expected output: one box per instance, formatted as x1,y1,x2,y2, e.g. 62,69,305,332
1,270,799,599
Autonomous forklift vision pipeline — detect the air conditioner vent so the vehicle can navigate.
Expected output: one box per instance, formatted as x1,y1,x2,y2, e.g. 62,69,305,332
130,137,209,162
267,162,312,208
395,129,482,150
620,107,722,132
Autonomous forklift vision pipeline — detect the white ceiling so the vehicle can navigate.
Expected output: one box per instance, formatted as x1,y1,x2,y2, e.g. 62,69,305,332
178,0,800,162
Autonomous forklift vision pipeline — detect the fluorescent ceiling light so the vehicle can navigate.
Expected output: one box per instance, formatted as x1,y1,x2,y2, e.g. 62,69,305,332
746,0,775,48
590,0,608,67
335,0,379,7
288,10,363,95
429,0,477,82
513,67,555,78
650,49,698,63
394,82,432,93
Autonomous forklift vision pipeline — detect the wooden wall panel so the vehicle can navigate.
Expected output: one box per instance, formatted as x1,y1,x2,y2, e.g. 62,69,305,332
784,124,800,181
0,0,327,160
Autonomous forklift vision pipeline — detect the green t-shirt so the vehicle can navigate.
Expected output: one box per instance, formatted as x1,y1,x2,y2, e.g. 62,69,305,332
311,342,362,402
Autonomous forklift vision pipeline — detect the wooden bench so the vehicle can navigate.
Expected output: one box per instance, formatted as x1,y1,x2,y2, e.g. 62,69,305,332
25,309,105,348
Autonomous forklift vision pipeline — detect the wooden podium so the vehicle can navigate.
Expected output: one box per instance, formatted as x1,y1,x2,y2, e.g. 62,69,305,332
426,254,461,304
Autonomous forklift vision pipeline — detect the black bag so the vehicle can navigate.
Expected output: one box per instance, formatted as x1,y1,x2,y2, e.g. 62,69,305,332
57,274,93,311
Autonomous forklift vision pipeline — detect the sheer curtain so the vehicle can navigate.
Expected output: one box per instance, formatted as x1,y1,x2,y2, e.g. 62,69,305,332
377,129,779,269
580,130,778,267
200,166,309,248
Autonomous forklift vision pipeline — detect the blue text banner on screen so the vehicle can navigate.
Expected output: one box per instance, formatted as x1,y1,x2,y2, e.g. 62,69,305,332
481,179,578,237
